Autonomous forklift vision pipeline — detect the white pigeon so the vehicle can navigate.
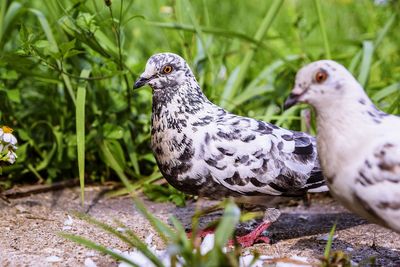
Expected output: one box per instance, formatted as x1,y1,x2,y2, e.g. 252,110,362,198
134,53,327,246
285,60,400,233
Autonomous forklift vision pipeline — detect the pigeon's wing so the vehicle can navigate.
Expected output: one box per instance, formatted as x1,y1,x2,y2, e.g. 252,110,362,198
199,114,325,196
353,141,400,230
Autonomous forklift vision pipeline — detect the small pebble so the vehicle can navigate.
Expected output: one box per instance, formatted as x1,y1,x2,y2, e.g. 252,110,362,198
84,258,97,267
64,215,74,226
45,255,62,262
317,233,338,241
298,215,308,221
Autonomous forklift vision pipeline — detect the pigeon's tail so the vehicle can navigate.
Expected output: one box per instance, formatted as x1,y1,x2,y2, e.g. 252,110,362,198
303,169,329,193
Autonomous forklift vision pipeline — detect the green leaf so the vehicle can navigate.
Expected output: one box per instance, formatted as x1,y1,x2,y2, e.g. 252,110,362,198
214,200,240,248
4,89,20,103
103,123,124,139
76,69,91,205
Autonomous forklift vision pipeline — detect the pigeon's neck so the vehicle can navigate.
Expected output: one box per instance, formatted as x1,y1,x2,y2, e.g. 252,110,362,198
151,81,220,127
315,93,388,133
315,93,389,179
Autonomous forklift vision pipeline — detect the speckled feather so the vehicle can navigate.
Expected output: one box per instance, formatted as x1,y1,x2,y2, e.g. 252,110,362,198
287,60,400,232
136,53,326,199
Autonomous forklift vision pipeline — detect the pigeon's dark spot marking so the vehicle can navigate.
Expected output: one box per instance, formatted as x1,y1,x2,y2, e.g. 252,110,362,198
235,155,250,164
224,171,248,186
217,130,240,140
217,147,234,156
383,143,394,148
364,160,372,169
359,98,366,105
334,83,342,90
281,134,292,141
241,135,256,142
358,171,373,185
378,162,396,172
253,149,265,159
204,133,211,144
155,147,163,155
269,182,287,193
250,178,267,187
293,135,312,154
199,144,205,158
256,121,273,134
178,146,194,162
377,201,400,210
205,158,218,167
277,142,284,150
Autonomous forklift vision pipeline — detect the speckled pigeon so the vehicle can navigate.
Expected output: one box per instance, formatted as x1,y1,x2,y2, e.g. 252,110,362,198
134,53,327,246
285,60,400,233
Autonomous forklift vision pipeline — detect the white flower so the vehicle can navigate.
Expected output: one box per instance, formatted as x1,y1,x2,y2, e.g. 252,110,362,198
6,150,17,164
1,126,17,145
0,126,18,164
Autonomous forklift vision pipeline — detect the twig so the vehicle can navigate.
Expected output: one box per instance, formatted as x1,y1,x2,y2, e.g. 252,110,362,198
2,179,79,199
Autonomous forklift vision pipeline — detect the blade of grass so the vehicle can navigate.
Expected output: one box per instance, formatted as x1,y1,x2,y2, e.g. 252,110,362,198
220,0,284,108
76,69,91,206
372,82,400,102
323,223,337,260
60,233,141,267
0,2,24,47
313,0,331,59
357,40,374,87
74,213,165,267
214,199,240,247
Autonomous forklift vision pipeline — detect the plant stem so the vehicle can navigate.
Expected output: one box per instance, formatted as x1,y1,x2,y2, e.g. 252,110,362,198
108,0,131,107
314,0,331,59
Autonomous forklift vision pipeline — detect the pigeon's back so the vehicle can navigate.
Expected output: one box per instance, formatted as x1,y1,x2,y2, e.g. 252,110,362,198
183,111,326,198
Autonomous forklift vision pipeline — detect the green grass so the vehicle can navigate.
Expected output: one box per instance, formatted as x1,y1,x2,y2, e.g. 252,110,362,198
0,0,399,200
61,198,250,267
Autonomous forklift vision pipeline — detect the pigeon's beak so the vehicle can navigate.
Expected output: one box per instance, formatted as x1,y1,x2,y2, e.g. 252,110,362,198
284,87,305,110
133,76,149,89
284,93,301,109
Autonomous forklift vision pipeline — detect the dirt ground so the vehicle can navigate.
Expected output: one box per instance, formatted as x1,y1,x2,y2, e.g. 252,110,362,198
0,186,400,267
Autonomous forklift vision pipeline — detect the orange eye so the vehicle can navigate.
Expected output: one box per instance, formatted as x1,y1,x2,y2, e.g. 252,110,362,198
315,70,328,83
162,65,173,74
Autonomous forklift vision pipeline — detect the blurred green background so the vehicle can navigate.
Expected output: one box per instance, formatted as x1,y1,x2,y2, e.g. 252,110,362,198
0,0,399,202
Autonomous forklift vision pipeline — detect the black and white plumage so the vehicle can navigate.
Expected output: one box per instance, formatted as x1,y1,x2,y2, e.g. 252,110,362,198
285,60,400,232
134,53,326,200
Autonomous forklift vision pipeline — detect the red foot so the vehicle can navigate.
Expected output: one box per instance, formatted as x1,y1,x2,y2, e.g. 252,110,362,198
186,228,216,239
187,222,271,248
228,222,271,247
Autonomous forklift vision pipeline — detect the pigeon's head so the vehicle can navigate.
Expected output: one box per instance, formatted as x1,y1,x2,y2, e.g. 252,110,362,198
134,53,194,91
284,60,363,110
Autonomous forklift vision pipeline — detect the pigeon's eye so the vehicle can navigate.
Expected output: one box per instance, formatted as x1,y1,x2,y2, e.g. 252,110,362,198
315,70,328,84
162,65,173,74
